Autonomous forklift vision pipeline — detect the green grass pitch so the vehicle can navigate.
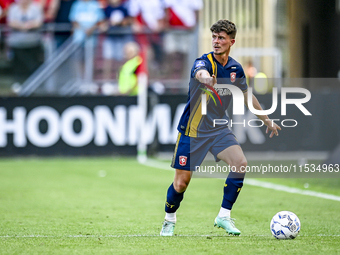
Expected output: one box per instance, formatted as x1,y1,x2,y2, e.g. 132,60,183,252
0,157,339,254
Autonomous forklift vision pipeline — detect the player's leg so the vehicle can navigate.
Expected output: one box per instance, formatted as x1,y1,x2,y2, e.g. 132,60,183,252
166,169,192,219
217,144,247,213
160,169,192,236
209,132,246,235
161,132,190,236
173,168,193,192
215,144,247,235
161,133,208,236
165,169,192,218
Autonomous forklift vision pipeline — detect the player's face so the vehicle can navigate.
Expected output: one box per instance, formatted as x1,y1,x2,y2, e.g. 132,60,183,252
212,32,235,55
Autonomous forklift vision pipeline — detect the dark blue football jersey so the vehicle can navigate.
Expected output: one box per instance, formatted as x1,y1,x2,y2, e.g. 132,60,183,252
177,52,248,137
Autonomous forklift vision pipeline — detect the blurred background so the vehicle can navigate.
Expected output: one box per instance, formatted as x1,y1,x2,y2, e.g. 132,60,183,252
0,0,339,162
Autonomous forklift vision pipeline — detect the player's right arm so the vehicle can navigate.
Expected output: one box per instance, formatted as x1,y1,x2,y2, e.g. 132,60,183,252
195,69,217,87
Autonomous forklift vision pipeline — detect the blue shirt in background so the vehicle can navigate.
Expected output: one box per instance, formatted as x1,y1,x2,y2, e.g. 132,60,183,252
69,0,104,42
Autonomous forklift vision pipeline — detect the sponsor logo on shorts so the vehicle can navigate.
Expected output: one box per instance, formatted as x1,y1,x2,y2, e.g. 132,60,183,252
179,156,187,166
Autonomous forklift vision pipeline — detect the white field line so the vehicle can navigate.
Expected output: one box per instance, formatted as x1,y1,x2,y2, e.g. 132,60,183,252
141,158,174,171
1,234,340,238
142,159,340,202
0,234,238,238
245,179,340,202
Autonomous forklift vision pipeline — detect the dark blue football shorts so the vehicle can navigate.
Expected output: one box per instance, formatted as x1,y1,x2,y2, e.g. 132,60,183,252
171,129,240,171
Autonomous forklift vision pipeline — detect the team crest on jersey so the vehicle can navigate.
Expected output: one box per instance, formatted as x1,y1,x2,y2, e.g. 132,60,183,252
230,72,236,83
179,156,187,166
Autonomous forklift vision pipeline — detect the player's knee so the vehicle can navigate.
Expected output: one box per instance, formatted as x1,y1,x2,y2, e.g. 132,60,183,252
240,158,247,168
173,179,189,193
233,158,247,172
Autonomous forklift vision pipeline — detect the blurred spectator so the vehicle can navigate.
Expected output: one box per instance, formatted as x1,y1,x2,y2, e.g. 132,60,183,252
244,60,270,94
33,0,59,22
254,72,269,94
128,0,165,71
7,0,44,84
163,0,202,77
97,0,107,8
164,0,202,46
69,0,105,43
0,0,15,23
244,60,258,88
101,0,132,80
44,0,59,22
118,41,142,96
54,0,76,47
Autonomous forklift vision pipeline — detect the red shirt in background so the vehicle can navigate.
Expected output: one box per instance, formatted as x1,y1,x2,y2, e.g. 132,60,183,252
0,0,15,23
168,8,185,27
0,0,14,9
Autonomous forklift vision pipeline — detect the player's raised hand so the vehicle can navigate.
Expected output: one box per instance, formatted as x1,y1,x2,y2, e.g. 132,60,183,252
265,120,282,138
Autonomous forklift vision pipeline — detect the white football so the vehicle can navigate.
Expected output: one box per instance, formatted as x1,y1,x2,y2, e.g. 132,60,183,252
270,211,301,239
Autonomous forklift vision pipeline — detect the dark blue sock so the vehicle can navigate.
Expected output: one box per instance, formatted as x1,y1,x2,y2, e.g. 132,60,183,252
165,183,184,213
221,172,245,210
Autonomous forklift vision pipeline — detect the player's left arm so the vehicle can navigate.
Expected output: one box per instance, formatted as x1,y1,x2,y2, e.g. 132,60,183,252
243,91,281,138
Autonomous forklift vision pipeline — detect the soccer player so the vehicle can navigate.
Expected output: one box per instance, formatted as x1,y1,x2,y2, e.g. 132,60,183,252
160,20,281,236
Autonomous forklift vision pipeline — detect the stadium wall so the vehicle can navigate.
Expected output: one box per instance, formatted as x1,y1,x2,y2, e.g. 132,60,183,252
289,0,340,78
0,93,339,156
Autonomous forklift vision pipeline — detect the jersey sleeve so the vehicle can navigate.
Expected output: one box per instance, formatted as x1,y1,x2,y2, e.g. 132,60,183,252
191,58,211,79
236,67,248,92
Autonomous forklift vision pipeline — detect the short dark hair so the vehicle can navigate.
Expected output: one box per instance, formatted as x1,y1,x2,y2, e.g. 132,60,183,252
210,20,237,39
